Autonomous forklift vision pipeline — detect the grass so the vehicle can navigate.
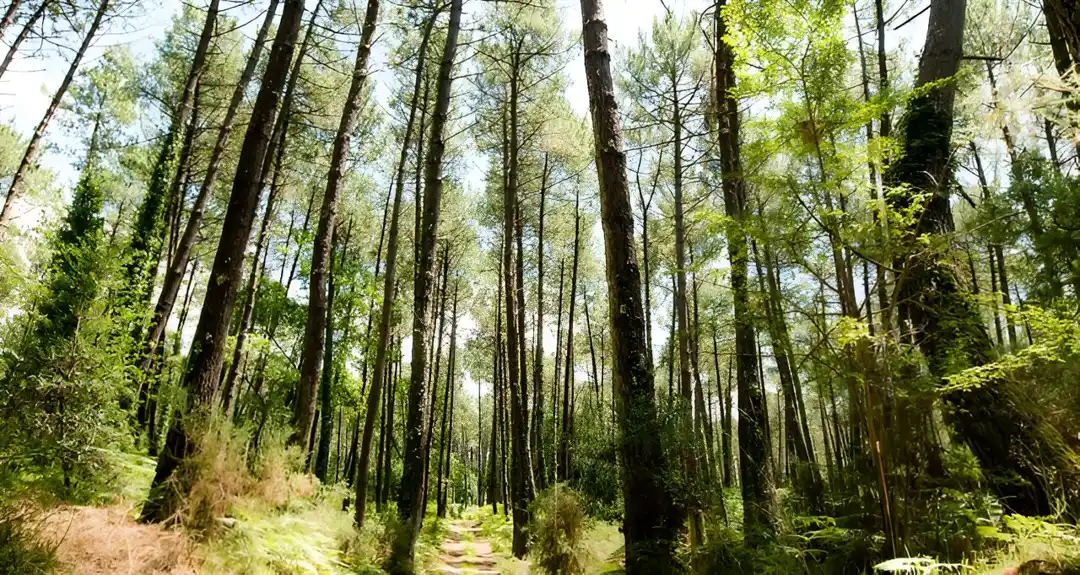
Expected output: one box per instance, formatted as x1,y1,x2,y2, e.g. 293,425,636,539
199,486,357,574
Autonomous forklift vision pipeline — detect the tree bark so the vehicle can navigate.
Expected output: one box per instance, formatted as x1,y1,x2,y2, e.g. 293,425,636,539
354,9,435,526
2,0,110,229
291,0,380,448
388,0,462,569
531,154,549,490
138,0,283,373
558,196,580,483
713,0,779,543
437,285,459,518
315,224,349,480
0,0,50,83
578,0,685,569
140,0,306,524
888,0,1080,518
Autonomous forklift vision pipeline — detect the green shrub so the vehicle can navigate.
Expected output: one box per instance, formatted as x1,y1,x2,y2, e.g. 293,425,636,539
530,485,590,575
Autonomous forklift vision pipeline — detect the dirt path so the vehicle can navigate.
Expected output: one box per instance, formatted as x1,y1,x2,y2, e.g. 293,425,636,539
430,519,500,574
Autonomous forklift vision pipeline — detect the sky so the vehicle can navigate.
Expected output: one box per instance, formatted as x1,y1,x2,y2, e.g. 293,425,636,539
0,0,934,397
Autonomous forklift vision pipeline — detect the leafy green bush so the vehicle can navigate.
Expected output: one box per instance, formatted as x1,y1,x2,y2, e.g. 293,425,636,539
530,485,590,575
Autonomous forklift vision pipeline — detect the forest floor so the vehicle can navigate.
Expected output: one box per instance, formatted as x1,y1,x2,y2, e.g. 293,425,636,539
430,519,500,574
30,449,531,574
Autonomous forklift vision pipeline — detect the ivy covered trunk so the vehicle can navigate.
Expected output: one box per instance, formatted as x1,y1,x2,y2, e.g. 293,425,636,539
888,0,1080,518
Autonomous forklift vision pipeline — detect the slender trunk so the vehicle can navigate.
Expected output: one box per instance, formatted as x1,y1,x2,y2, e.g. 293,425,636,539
0,0,50,83
2,0,110,229
354,12,435,525
488,266,504,512
754,241,823,512
713,0,779,542
579,0,685,568
315,224,348,480
292,0,381,448
0,0,23,48
559,196,580,483
140,0,306,524
438,286,459,518
220,151,283,414
119,0,216,325
389,0,462,568
139,0,283,371
422,249,450,513
532,155,549,489
550,257,565,487
583,285,600,399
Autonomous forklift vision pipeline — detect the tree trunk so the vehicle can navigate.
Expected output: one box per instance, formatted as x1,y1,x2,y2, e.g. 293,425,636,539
2,0,110,229
0,0,23,48
488,264,504,513
501,66,536,558
118,0,216,325
754,241,823,512
559,196,580,483
437,286,459,518
292,0,380,449
0,0,50,83
888,0,1080,518
714,332,734,488
531,154,549,490
578,0,685,569
140,0,306,524
315,224,348,480
388,0,462,569
138,0,283,374
354,13,435,526
1043,0,1080,155
713,0,779,543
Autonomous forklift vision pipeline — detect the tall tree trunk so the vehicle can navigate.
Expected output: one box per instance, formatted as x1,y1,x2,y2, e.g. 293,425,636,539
502,64,536,558
753,241,823,512
2,0,110,229
138,0,283,373
0,0,23,46
713,0,779,543
888,0,1080,517
220,145,283,414
714,332,734,488
421,248,450,513
140,0,306,524
690,269,715,482
118,0,216,326
578,0,685,569
550,257,565,487
1043,0,1080,156
559,195,580,483
0,0,50,83
315,224,349,480
437,285,459,518
354,11,435,525
671,86,704,546
388,0,462,569
488,264,504,513
532,154,549,490
292,0,381,448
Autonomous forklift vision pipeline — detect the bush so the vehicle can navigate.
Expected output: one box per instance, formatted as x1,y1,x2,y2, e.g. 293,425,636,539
0,504,58,575
530,485,590,575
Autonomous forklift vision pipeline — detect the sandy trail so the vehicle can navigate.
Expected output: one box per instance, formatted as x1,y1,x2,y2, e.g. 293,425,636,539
430,519,500,574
